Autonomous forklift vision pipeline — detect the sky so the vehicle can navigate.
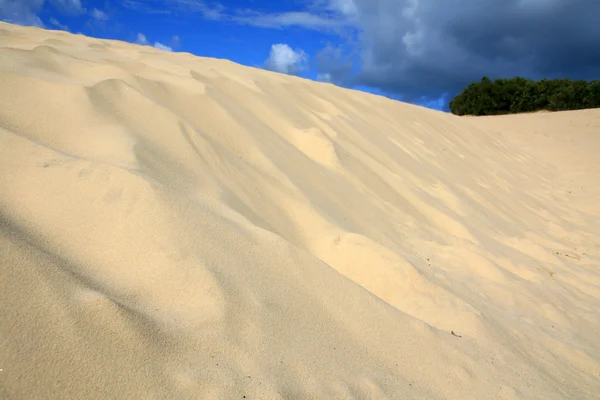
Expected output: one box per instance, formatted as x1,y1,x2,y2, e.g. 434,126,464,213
1,0,599,111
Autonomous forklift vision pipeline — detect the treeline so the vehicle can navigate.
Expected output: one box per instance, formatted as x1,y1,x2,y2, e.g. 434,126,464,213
449,77,600,116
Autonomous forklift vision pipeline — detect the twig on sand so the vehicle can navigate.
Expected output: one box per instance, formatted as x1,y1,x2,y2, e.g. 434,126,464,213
451,331,462,338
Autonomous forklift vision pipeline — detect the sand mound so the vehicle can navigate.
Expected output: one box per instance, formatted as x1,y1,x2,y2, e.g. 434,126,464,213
1,22,599,399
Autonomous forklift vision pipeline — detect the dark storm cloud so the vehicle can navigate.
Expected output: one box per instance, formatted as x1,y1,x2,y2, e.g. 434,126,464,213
320,0,600,102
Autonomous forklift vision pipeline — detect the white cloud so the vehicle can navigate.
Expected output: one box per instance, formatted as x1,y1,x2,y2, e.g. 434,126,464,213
264,44,308,75
0,0,86,27
332,0,357,16
170,0,225,19
153,42,172,52
136,33,149,45
123,0,223,18
122,1,351,32
49,0,85,14
49,17,69,30
313,0,357,17
91,8,108,21
317,73,332,82
232,10,347,31
0,0,45,27
122,0,171,14
137,33,173,52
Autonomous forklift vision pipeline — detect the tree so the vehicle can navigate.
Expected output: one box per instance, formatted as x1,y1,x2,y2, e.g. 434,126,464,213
584,81,600,108
449,77,600,115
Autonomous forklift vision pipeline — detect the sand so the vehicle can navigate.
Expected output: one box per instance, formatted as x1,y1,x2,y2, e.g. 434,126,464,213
1,21,599,399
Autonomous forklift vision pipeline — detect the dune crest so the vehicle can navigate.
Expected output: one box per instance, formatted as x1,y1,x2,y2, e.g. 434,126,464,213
1,22,599,399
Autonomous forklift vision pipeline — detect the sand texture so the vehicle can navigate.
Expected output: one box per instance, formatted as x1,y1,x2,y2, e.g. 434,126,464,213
1,22,599,399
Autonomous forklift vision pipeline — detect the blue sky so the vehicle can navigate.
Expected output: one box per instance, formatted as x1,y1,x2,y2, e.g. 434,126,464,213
2,0,599,111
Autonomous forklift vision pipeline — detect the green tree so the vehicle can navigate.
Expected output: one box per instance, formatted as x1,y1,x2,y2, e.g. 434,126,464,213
584,81,600,108
449,77,600,115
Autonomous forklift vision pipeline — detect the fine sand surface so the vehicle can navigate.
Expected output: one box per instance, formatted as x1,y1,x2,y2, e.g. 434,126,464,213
1,22,599,399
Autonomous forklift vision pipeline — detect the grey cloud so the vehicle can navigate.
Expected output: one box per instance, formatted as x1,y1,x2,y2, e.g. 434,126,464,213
320,0,600,103
315,44,355,86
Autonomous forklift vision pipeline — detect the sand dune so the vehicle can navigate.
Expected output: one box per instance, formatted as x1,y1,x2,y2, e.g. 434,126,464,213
1,22,599,399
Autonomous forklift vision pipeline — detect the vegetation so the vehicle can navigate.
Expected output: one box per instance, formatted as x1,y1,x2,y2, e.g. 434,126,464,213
449,77,600,116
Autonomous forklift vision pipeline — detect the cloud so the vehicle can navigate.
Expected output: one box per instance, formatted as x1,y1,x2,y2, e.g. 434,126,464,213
48,0,85,15
123,0,224,18
0,0,86,27
137,33,173,52
231,10,347,32
121,0,171,14
49,17,68,30
317,73,332,82
153,42,172,52
0,0,45,27
91,8,108,21
318,0,600,103
136,32,150,45
315,44,355,85
264,44,308,75
122,1,350,32
311,0,358,17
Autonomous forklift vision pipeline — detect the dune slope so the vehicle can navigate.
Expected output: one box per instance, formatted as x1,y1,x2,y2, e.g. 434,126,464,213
1,22,599,399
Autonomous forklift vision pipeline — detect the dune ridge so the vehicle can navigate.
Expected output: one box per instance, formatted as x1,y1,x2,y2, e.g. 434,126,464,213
1,22,599,399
